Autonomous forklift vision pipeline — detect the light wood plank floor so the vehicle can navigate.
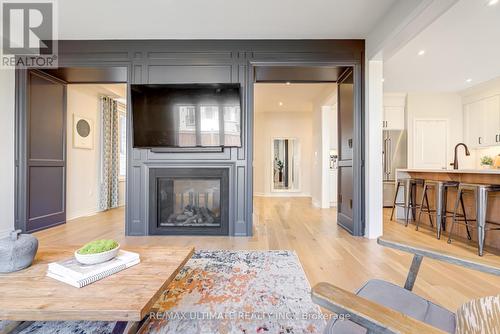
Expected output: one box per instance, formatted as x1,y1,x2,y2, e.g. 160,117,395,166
34,197,500,312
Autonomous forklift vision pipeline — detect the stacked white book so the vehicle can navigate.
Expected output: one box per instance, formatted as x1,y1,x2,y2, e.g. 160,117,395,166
47,250,140,288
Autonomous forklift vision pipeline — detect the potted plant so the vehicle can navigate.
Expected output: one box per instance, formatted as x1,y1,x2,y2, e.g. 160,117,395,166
275,158,284,182
75,239,120,265
480,156,493,169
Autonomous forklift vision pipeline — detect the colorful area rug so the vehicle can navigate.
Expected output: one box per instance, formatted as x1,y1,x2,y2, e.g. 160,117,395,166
6,250,325,334
145,250,325,333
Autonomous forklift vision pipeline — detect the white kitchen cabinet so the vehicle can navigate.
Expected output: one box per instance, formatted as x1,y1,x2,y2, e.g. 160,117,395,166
383,106,405,130
464,103,484,148
464,95,500,148
485,96,500,145
383,93,406,130
413,119,448,169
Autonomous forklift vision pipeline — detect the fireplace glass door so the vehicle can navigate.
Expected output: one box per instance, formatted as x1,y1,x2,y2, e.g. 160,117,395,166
158,178,221,227
149,168,229,235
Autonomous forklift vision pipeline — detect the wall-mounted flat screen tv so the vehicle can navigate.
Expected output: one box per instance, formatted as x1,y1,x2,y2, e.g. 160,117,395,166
131,84,242,148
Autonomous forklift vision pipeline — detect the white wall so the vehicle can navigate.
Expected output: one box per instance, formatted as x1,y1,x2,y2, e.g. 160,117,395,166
365,59,384,239
311,104,322,204
66,85,102,220
67,85,126,220
406,93,469,169
253,111,313,197
311,86,337,208
0,69,15,238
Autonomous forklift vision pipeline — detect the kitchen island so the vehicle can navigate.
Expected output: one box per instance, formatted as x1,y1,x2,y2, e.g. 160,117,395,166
395,168,500,252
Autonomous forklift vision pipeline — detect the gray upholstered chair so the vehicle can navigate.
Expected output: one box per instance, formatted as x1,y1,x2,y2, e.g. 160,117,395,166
311,236,500,334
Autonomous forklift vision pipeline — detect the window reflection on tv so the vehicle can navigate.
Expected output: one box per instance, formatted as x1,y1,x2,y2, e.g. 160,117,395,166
131,84,242,148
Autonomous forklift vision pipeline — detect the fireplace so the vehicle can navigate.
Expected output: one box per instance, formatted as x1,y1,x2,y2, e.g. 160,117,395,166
149,168,229,235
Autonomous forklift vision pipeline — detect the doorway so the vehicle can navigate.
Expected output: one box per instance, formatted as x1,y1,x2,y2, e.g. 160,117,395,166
66,83,127,221
15,68,128,233
253,83,337,204
251,65,363,235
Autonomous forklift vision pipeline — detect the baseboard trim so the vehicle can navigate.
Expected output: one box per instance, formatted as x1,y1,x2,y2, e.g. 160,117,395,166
254,192,312,198
67,209,103,221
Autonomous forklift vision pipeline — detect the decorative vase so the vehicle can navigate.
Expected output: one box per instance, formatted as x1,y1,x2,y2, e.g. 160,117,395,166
0,230,38,273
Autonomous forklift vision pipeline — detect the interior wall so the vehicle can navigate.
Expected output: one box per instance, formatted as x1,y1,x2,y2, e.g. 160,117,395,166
66,85,126,220
8,40,364,236
254,111,313,197
365,59,384,238
66,85,102,220
311,85,337,208
406,93,468,169
0,69,15,238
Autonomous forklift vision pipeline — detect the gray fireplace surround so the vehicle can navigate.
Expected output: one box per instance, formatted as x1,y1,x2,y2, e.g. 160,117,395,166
14,40,365,237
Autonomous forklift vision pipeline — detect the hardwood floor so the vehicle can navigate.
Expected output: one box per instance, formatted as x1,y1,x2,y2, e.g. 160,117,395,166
34,196,500,312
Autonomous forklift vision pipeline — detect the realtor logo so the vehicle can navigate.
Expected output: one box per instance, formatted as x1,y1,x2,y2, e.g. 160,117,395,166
1,0,58,68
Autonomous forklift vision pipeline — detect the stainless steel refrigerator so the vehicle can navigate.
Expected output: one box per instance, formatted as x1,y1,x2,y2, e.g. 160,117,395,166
383,130,407,207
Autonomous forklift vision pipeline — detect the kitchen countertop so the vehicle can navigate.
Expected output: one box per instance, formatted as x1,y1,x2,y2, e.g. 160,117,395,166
397,168,500,175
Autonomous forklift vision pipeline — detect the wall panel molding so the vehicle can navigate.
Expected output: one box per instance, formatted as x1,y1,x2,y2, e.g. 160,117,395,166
14,39,364,236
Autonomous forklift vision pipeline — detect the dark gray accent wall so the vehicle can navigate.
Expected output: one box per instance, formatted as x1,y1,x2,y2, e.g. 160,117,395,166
15,40,364,236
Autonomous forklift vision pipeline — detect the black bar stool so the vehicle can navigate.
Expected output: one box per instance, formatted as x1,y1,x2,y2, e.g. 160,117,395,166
448,183,500,256
417,180,466,240
390,178,423,226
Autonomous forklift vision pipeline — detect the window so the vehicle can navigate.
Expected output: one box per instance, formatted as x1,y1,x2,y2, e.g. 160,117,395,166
119,109,127,177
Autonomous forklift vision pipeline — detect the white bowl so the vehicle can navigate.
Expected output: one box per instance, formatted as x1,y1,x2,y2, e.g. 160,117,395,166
74,244,120,265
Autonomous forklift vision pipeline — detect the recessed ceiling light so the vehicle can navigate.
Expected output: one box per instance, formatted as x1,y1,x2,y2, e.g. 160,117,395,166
417,50,426,56
381,78,385,83
466,78,472,83
285,82,291,85
488,0,498,6
279,102,283,106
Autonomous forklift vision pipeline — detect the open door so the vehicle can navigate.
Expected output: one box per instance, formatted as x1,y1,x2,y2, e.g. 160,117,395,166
253,64,364,236
24,70,67,232
337,69,357,235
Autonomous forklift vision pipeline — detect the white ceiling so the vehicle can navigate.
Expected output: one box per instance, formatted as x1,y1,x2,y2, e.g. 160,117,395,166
383,0,500,93
96,84,127,100
57,0,395,39
254,83,336,113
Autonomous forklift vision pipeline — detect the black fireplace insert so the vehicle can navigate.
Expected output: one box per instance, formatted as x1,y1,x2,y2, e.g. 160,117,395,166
149,168,229,235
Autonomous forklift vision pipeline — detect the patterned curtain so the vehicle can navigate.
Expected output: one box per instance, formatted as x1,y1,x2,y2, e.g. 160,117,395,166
99,96,120,211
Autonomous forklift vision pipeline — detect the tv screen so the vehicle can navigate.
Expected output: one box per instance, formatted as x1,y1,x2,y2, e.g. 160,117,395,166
131,84,241,148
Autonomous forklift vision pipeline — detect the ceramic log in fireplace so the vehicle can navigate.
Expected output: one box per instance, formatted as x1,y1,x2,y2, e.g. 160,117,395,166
149,168,229,235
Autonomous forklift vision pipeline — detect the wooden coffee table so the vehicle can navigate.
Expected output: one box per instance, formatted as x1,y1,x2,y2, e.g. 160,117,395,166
0,246,194,332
